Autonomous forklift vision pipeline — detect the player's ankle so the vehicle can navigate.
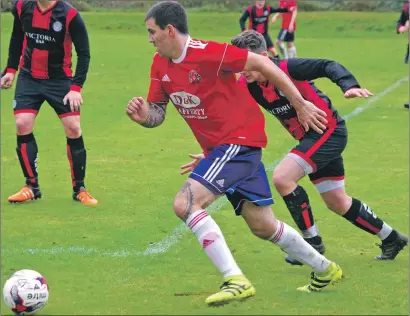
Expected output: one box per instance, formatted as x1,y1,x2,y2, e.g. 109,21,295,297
304,235,322,245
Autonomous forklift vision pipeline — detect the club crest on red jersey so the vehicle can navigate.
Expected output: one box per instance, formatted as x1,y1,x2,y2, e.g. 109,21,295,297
189,70,202,84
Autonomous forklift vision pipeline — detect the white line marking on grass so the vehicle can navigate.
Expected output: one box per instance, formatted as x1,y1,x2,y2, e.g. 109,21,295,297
2,76,407,258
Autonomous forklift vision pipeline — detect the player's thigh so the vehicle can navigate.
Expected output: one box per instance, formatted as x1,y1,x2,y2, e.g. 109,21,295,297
60,115,81,138
263,34,274,49
273,156,305,185
309,156,346,194
190,144,272,213
276,29,287,42
226,161,274,216
190,144,261,196
43,77,74,118
284,31,295,44
13,73,45,117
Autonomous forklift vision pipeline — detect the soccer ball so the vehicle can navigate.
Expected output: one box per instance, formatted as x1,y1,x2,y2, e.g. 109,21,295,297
3,269,49,315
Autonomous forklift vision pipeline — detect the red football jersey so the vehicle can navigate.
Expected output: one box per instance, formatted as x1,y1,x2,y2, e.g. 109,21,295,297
147,37,267,155
279,0,297,30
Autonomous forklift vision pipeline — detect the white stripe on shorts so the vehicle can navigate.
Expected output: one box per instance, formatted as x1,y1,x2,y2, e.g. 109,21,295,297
279,29,288,41
208,145,240,182
203,145,240,182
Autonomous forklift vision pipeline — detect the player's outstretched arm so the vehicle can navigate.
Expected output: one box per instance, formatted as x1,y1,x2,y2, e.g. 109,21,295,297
284,58,373,98
126,97,168,128
271,13,280,23
270,7,289,13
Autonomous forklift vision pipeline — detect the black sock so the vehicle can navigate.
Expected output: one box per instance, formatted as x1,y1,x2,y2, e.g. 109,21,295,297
67,136,86,192
282,186,318,237
343,198,397,242
16,133,39,188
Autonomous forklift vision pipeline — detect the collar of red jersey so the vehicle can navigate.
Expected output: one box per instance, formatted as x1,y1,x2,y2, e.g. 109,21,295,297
172,35,192,64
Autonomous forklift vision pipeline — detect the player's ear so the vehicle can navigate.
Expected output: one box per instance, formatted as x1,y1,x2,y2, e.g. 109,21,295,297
261,51,269,57
166,24,175,37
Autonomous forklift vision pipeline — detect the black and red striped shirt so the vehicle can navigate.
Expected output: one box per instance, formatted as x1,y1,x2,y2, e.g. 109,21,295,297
5,0,90,92
239,5,288,35
238,58,359,140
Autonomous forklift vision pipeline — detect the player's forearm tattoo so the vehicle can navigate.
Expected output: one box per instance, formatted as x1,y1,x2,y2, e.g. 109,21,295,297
140,102,167,128
178,182,195,222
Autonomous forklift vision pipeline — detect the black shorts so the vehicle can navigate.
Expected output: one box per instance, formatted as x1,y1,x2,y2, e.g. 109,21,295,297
277,29,295,43
13,72,78,118
263,33,274,49
287,124,348,193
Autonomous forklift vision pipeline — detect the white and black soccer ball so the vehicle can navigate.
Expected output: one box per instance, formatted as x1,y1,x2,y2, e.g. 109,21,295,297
3,269,49,315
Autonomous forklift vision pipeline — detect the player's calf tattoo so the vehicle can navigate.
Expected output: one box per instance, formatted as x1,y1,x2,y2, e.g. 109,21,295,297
178,182,195,221
141,102,167,128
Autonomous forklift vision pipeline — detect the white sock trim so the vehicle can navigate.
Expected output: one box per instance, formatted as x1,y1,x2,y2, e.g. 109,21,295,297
186,210,209,233
302,224,319,239
377,223,393,240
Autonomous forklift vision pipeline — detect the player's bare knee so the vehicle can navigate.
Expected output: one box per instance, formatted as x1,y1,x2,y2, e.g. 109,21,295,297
63,122,82,138
272,170,290,193
173,194,185,218
324,198,348,215
173,192,199,220
15,116,34,135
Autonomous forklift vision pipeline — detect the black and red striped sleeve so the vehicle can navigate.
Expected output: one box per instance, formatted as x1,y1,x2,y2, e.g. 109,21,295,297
67,10,90,92
239,8,250,31
4,0,24,75
269,6,288,13
280,58,360,93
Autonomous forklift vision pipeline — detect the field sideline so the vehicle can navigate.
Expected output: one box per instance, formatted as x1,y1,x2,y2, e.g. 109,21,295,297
1,11,408,315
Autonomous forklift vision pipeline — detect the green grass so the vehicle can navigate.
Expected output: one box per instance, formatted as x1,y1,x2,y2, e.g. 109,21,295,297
1,11,408,315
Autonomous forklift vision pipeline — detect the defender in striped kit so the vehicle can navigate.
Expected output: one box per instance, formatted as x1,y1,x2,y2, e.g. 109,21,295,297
1,0,97,206
232,30,408,265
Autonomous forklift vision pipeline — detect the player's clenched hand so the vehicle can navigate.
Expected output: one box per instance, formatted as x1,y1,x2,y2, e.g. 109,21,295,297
63,91,83,112
126,97,149,123
180,153,204,175
296,100,328,134
1,73,15,89
344,88,373,99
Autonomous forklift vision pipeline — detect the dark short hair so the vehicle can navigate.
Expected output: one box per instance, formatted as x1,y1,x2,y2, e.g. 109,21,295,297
145,1,189,34
231,30,267,54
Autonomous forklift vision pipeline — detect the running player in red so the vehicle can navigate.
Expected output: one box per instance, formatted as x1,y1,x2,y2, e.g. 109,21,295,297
397,0,409,108
229,30,408,264
126,1,343,306
272,0,297,59
1,0,97,206
239,0,290,60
